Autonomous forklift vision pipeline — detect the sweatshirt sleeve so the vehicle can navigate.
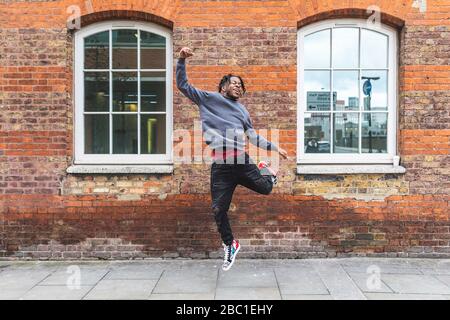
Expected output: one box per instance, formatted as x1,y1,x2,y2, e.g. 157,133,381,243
176,58,209,105
244,113,279,152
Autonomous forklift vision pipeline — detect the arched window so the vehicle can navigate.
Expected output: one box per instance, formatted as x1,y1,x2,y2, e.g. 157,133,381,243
74,21,172,165
297,19,399,169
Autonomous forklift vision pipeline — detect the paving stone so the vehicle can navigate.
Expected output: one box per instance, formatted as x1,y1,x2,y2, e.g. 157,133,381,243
20,285,92,300
149,293,215,300
215,287,281,300
83,279,157,300
365,293,450,300
311,260,366,300
40,267,109,286
274,268,329,295
153,269,217,294
218,267,277,288
282,294,333,300
105,265,164,280
346,272,393,293
434,275,450,287
381,274,450,294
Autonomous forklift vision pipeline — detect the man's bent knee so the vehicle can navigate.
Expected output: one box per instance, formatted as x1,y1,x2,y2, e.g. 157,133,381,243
258,178,273,195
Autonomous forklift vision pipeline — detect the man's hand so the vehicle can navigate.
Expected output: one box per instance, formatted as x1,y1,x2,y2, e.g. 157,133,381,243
278,147,289,160
179,47,194,59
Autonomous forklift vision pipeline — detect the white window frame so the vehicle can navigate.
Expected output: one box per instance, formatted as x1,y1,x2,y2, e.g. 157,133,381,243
297,19,398,165
74,20,173,165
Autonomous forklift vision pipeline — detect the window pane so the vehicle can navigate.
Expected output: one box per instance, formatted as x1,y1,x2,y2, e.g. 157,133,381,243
304,29,330,68
361,70,388,110
332,28,359,68
141,72,166,112
113,115,137,154
85,114,109,154
362,113,388,153
361,29,388,69
112,29,137,69
141,31,166,69
333,113,359,153
333,71,359,111
84,31,109,69
141,114,166,154
304,113,330,153
84,72,109,112
113,72,137,112
305,71,331,111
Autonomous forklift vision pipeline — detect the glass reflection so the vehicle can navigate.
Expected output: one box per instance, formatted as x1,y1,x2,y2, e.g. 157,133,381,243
113,29,137,69
332,28,359,68
305,71,331,111
362,113,387,153
361,70,388,110
141,31,166,69
304,29,330,68
361,29,388,69
333,71,359,111
334,113,359,153
84,31,109,69
304,113,331,153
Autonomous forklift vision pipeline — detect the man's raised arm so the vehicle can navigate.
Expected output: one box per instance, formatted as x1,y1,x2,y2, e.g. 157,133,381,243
176,47,209,105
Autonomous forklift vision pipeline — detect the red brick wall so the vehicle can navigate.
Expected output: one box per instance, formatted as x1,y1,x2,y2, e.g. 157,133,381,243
0,0,449,259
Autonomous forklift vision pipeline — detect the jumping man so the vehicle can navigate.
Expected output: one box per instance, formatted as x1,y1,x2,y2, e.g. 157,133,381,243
176,47,288,271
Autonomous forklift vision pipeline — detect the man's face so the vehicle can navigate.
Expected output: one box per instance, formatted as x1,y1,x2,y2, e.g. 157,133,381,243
223,76,243,100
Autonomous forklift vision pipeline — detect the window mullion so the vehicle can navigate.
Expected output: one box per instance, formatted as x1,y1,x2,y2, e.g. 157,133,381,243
358,27,362,155
109,29,113,155
137,29,141,155
330,28,334,154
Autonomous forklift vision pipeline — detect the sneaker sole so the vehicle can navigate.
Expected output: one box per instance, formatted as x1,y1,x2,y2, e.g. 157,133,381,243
222,245,240,271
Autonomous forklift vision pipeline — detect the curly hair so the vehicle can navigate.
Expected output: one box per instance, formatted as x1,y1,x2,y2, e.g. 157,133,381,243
218,74,246,94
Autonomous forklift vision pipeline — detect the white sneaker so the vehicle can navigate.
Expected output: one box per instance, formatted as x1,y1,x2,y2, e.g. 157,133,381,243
222,239,240,271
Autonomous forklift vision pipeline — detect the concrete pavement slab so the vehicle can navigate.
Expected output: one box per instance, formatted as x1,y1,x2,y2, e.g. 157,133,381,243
217,267,277,288
346,272,393,293
420,268,450,275
364,293,450,300
20,285,92,300
274,268,329,295
83,279,158,300
149,293,215,300
153,269,217,294
105,264,164,280
434,275,450,287
0,269,52,299
0,258,449,300
282,294,333,300
40,266,109,286
381,274,450,294
215,287,282,300
311,260,367,300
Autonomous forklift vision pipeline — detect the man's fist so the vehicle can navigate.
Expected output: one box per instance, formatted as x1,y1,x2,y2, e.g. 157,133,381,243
179,47,194,59
278,148,289,160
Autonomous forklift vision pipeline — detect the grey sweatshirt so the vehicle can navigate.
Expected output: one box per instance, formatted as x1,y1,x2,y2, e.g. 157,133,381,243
176,58,278,153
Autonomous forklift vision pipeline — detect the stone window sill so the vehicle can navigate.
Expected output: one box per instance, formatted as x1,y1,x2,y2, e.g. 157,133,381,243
297,165,406,175
66,165,173,174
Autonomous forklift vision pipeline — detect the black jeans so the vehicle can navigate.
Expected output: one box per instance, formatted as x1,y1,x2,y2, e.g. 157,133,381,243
210,152,273,246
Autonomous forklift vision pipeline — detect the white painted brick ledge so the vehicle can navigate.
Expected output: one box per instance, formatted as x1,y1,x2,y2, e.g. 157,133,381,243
297,165,406,175
66,165,174,174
